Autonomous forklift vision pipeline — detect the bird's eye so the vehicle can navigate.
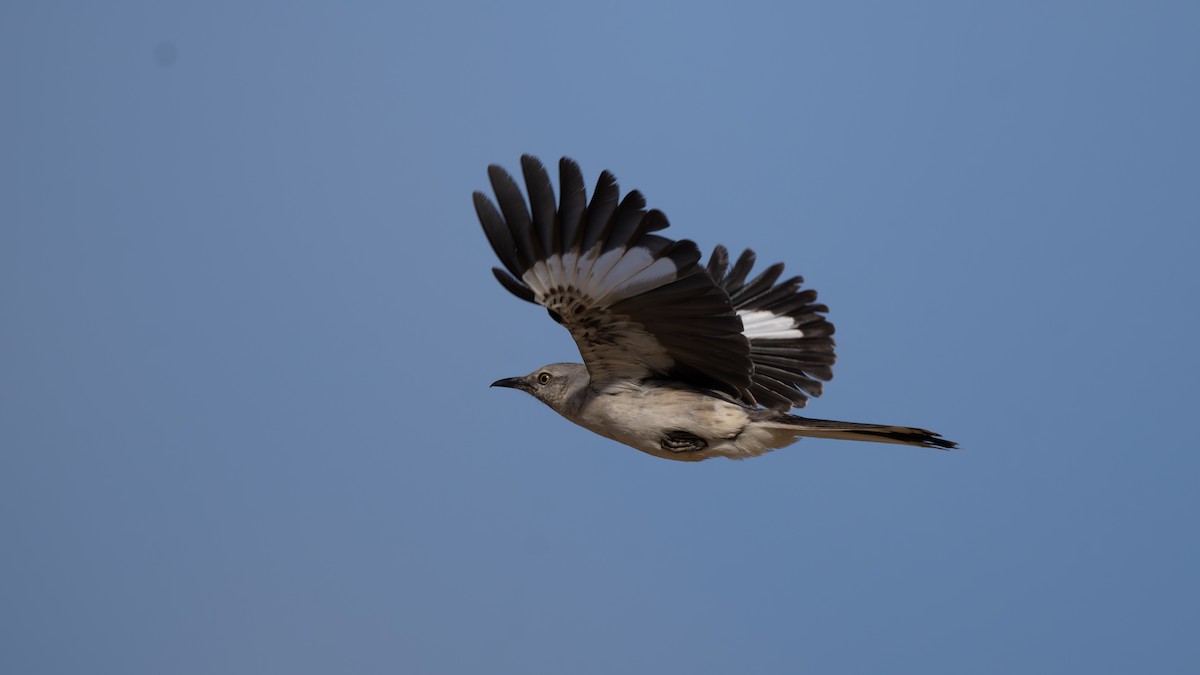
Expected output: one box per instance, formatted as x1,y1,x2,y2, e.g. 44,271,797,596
537,372,552,385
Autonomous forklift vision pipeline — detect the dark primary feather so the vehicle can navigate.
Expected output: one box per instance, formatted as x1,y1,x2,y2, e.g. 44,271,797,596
521,155,558,259
580,168,620,253
557,158,587,254
474,193,522,280
487,165,540,265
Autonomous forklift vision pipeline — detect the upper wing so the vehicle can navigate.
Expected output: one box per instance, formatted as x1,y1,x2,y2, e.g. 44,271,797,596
475,155,755,401
707,246,836,410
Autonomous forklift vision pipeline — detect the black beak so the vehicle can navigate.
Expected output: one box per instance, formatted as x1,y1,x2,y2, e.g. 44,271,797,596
490,377,529,391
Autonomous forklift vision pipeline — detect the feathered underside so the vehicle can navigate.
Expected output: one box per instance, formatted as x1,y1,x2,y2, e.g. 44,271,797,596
475,155,755,401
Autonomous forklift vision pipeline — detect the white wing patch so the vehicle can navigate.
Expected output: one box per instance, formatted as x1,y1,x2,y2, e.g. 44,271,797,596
522,245,679,307
738,309,806,339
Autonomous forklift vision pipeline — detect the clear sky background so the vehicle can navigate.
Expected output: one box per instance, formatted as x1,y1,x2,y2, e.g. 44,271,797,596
3,2,1198,673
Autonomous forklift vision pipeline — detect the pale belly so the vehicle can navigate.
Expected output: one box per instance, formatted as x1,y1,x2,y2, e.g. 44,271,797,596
567,383,783,461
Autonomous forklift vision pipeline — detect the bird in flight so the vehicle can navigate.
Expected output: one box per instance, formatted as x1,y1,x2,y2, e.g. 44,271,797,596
476,155,957,461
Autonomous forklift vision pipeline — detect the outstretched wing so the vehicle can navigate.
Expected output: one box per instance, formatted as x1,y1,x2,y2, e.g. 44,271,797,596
475,155,755,401
707,246,836,411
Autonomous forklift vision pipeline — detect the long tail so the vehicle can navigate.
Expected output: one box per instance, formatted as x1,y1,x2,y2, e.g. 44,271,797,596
755,411,959,450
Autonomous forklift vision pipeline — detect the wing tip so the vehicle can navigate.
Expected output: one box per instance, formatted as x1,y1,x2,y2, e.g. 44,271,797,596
491,267,536,303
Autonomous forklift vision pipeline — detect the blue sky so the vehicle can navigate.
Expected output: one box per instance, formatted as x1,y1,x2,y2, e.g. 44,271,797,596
3,2,1198,673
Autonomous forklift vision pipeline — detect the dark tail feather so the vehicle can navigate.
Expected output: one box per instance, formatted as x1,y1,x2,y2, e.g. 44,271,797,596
757,412,959,450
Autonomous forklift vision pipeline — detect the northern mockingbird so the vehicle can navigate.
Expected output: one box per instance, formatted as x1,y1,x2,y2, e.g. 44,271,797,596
477,155,957,461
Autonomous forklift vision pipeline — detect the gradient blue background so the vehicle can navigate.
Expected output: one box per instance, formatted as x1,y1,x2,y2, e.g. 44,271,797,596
4,2,1198,673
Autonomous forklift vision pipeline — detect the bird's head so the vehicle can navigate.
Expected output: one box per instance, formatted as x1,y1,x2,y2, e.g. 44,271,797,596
491,362,589,413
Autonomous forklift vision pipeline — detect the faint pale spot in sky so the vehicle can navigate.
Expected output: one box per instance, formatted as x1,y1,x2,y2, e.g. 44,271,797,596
153,41,178,67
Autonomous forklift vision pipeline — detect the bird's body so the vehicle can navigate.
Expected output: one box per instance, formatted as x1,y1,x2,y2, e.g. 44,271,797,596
577,380,758,462
477,155,957,461
501,364,771,462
